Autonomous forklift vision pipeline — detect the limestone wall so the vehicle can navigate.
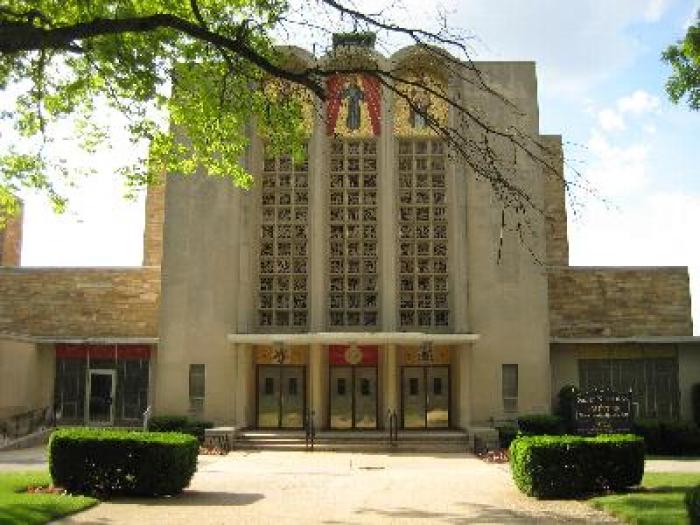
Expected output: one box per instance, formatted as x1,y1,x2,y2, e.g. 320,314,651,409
0,267,160,337
0,203,23,267
143,182,165,266
549,267,693,337
541,135,569,266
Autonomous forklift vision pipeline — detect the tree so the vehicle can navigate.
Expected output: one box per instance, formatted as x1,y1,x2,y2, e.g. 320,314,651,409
662,10,700,111
0,0,560,239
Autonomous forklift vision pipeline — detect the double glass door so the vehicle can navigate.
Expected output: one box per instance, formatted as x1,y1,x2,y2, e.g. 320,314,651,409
257,366,306,428
329,366,377,429
401,366,449,429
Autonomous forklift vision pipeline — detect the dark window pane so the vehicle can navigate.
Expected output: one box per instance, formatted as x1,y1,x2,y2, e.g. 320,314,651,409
289,377,298,396
409,377,419,396
337,378,346,395
433,377,442,395
265,377,275,395
361,378,371,396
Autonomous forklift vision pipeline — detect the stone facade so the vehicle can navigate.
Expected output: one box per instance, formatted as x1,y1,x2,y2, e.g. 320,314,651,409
548,266,693,337
0,267,160,337
542,135,569,267
143,182,165,267
0,202,23,267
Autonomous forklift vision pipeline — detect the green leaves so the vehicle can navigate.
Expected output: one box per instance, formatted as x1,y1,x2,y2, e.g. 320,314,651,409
0,0,309,215
663,11,700,111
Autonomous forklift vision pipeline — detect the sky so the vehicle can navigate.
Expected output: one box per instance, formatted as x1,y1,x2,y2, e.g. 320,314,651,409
12,0,700,333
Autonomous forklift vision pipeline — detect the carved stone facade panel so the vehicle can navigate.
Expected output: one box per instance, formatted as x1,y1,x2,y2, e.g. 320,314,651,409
257,144,310,329
397,138,449,329
328,138,380,328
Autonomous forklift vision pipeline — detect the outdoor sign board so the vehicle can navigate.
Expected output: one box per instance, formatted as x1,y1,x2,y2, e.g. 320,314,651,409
575,388,633,435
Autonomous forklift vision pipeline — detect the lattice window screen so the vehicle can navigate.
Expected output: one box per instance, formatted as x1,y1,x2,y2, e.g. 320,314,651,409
328,139,379,328
397,138,449,329
258,145,309,329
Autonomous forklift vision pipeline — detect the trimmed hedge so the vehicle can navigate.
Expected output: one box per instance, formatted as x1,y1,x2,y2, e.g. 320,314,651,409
509,434,644,498
517,414,564,435
49,427,198,496
632,419,700,456
147,415,214,443
687,484,700,525
497,426,519,449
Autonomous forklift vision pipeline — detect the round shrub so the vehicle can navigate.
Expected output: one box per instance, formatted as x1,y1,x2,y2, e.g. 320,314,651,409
509,434,644,498
49,427,199,496
687,484,700,525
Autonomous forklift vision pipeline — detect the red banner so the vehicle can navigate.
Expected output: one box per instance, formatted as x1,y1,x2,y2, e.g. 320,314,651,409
55,344,151,360
328,345,378,366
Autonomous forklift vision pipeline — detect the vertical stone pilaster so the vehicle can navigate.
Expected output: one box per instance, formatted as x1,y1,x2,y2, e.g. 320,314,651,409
309,343,325,428
309,101,327,331
380,86,398,330
234,343,253,428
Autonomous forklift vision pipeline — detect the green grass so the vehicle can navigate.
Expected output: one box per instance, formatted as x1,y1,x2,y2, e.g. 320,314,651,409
0,471,97,525
590,472,700,524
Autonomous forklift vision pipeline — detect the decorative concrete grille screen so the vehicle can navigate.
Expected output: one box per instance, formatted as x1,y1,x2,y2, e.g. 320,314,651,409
258,145,309,329
398,138,449,329
578,358,679,419
328,139,379,328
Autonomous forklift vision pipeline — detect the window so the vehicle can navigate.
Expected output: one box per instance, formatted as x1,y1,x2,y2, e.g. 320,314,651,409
258,145,309,329
189,364,205,414
502,364,518,413
397,138,449,329
328,138,379,328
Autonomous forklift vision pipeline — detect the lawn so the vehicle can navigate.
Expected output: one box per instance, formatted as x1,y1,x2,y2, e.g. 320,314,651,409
590,472,700,524
0,471,97,525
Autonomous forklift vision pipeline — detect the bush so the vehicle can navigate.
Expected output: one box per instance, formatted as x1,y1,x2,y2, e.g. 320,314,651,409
517,414,565,435
556,385,580,433
687,485,700,525
509,434,645,498
497,425,519,449
147,415,214,442
693,384,700,428
49,427,198,496
632,419,700,456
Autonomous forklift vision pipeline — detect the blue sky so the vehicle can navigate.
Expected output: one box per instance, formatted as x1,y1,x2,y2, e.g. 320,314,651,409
15,0,700,332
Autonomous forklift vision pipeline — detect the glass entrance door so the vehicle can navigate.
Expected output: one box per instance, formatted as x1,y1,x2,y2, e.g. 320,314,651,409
401,366,449,429
257,365,305,428
86,370,115,425
329,366,377,429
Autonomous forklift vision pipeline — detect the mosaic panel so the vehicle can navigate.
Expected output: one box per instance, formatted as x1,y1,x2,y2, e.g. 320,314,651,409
394,73,448,137
328,138,379,328
397,138,449,329
258,145,309,329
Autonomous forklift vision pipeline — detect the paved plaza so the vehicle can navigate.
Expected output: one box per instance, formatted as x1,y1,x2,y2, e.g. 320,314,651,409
54,450,618,524
3,447,699,524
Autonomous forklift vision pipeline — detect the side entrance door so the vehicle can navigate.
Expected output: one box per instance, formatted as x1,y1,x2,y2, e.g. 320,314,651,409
329,366,378,429
86,369,116,426
257,365,306,428
401,366,449,429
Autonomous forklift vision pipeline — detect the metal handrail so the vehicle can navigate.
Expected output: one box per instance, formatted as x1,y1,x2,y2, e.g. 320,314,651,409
305,409,316,451
387,409,398,446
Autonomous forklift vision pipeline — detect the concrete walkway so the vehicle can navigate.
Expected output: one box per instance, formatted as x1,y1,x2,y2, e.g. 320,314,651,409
53,451,618,524
3,447,699,523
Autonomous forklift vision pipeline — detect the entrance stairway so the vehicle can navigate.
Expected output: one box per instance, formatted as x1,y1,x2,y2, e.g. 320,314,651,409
233,429,470,453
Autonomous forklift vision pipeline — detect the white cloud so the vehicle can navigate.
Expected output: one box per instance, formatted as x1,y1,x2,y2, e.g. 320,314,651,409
584,130,650,197
598,108,626,131
644,0,672,22
617,90,660,115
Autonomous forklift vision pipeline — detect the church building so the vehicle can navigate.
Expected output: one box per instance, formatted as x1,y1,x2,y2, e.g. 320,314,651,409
0,40,697,442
